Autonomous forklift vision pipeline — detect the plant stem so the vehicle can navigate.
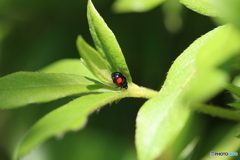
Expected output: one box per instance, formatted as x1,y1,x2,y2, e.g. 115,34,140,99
128,83,158,99
192,103,240,121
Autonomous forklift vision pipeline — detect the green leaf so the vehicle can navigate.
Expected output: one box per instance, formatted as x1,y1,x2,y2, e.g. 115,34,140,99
183,25,240,103
136,25,240,160
228,102,240,110
212,0,240,29
14,92,129,159
136,96,191,160
87,0,132,83
0,72,104,109
226,84,240,99
39,59,96,79
179,0,222,17
112,0,165,13
180,0,240,29
76,36,111,84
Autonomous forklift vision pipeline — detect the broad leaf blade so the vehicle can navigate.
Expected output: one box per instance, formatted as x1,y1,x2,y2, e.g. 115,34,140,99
0,72,103,109
87,0,132,83
77,36,111,84
136,96,191,160
39,59,96,79
112,0,165,13
14,92,129,159
136,25,240,160
183,25,240,103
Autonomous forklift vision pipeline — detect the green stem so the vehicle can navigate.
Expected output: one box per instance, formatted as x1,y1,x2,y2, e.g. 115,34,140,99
192,104,240,121
128,83,158,99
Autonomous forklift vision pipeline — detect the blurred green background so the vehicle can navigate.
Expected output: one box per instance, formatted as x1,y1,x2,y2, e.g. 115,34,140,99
0,0,239,160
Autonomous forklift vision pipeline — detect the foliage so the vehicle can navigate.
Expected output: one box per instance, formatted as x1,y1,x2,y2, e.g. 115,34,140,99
0,0,240,160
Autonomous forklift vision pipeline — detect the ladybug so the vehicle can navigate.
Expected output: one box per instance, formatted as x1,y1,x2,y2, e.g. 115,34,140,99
111,72,128,89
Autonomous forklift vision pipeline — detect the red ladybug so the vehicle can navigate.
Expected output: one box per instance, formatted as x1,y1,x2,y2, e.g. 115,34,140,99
111,72,128,89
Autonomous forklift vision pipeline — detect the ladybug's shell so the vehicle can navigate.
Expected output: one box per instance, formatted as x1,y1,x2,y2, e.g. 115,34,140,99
111,72,128,89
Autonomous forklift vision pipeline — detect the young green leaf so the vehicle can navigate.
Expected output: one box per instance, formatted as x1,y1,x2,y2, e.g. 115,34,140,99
39,59,96,79
87,0,132,83
228,102,240,110
226,84,240,98
0,72,104,109
112,0,165,13
13,92,129,159
180,0,222,17
136,25,240,160
76,36,112,84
